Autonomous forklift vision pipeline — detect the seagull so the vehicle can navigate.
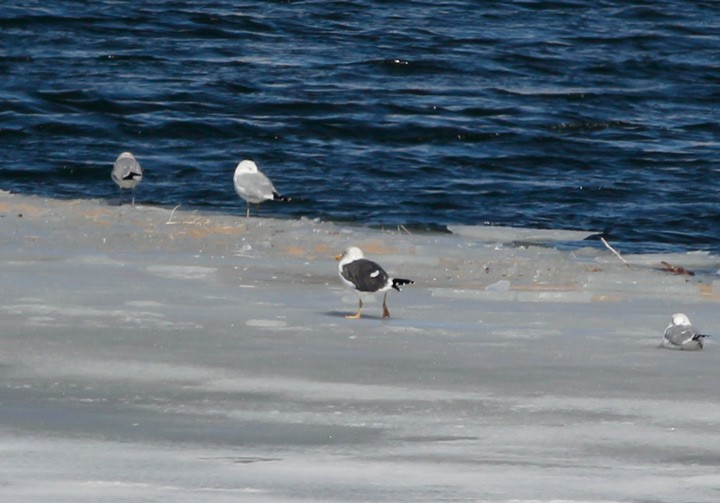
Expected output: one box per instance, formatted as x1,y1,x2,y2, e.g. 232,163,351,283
335,246,414,319
233,160,289,217
663,313,709,350
111,152,143,206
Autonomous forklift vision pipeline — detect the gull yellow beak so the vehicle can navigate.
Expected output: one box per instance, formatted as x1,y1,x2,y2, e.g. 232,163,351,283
334,254,342,261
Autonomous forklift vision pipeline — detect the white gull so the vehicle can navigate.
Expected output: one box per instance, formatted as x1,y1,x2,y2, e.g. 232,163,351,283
663,313,708,350
233,160,289,217
111,152,143,206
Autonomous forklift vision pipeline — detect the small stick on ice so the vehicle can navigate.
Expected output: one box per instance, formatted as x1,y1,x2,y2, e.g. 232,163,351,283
165,204,181,225
600,237,631,267
399,224,412,235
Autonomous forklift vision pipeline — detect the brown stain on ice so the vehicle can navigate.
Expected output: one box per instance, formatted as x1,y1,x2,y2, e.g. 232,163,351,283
0,201,47,218
437,258,455,268
183,226,244,239
81,209,115,226
699,283,720,301
90,220,114,227
510,283,579,291
80,209,106,220
209,225,245,235
285,243,331,258
285,245,306,256
591,294,624,302
187,228,211,239
360,239,402,256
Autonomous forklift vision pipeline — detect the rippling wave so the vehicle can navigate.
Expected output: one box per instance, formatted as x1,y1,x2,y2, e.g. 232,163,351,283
1,1,718,253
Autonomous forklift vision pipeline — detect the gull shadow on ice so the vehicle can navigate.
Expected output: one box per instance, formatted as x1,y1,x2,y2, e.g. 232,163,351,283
323,310,391,321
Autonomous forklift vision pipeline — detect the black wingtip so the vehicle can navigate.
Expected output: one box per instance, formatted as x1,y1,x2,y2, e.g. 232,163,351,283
273,192,292,202
391,278,414,291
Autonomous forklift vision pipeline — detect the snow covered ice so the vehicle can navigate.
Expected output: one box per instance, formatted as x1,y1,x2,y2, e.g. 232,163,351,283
1,191,720,502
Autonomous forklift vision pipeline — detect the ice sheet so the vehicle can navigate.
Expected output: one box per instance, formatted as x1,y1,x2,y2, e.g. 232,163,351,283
448,224,600,244
1,192,720,502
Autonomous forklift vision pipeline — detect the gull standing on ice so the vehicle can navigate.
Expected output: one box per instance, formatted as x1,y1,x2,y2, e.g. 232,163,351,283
233,160,289,217
112,151,143,206
336,246,414,319
663,313,709,350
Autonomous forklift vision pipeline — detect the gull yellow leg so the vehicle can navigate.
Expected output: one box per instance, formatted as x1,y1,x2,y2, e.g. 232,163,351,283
382,292,390,319
345,298,363,319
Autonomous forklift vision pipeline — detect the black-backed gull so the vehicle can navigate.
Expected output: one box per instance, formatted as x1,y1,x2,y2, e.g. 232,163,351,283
336,246,414,319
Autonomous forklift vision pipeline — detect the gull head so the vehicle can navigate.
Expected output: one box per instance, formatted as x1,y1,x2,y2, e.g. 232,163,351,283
335,246,365,263
671,313,692,326
235,160,259,174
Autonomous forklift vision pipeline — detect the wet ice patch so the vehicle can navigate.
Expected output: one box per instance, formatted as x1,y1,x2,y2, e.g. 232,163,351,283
431,287,592,303
74,255,124,267
246,319,288,328
493,328,560,340
1,303,201,330
26,316,55,326
27,359,218,384
449,225,598,244
486,280,511,292
603,251,718,268
203,375,492,403
125,300,165,308
384,325,424,334
234,243,254,257
584,272,698,298
146,265,217,280
342,294,376,304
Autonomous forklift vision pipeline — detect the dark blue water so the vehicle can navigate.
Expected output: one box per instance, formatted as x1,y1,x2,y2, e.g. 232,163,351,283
2,1,719,254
